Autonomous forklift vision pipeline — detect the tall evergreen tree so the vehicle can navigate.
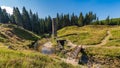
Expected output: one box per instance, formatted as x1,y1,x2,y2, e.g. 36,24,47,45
78,12,84,26
106,16,110,25
32,13,39,34
70,13,78,26
59,14,64,28
9,15,15,24
29,10,34,31
63,14,70,26
47,16,52,33
22,7,31,30
2,9,9,23
56,13,61,29
13,7,23,26
0,7,3,23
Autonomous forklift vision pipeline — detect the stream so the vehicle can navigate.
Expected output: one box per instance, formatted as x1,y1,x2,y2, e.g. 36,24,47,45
41,46,54,54
33,41,54,55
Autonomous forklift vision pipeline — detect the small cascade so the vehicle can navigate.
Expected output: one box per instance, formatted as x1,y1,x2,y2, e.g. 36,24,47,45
70,46,81,59
67,45,89,65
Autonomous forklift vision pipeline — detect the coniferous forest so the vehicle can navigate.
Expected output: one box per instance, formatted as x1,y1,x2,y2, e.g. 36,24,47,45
0,7,120,36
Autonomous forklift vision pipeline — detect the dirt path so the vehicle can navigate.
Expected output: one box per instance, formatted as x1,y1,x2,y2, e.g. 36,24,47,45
61,58,78,65
85,30,111,47
67,30,111,48
61,30,112,66
98,30,111,46
62,30,120,66
41,30,114,66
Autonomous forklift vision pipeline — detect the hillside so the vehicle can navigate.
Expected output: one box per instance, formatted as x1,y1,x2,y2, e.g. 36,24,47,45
101,18,120,23
0,24,81,68
57,25,120,67
0,24,41,50
0,45,80,68
0,24,120,67
58,25,120,46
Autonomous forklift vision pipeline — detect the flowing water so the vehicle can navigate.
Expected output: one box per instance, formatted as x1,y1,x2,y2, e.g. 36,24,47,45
41,42,54,55
41,46,54,54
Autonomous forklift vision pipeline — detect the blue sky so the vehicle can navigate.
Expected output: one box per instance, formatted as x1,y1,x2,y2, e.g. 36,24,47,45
0,0,120,20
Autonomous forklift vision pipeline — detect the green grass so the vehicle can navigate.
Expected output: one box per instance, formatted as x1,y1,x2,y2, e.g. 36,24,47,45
6,24,41,40
58,25,120,46
105,39,120,47
57,25,120,67
0,24,120,67
105,27,120,47
86,47,120,67
0,24,81,68
98,18,120,25
58,25,108,45
110,29,120,39
0,47,79,68
0,24,41,50
86,47,120,58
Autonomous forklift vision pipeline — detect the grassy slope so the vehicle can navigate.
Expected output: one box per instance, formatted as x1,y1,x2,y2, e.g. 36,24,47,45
0,24,79,68
0,24,40,50
100,18,120,23
0,45,78,68
105,27,120,47
58,25,120,46
58,25,120,67
86,47,120,67
0,24,119,67
58,25,109,45
58,25,120,65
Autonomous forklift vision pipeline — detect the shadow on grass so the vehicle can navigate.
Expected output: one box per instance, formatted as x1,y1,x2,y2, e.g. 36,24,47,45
12,27,40,41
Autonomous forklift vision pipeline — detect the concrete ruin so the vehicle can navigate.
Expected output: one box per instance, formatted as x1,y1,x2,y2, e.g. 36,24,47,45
52,18,57,39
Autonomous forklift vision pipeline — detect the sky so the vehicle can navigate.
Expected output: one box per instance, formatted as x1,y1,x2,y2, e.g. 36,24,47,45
0,0,120,20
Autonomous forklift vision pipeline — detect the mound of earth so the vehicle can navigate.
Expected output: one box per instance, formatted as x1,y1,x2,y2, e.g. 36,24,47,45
0,24,40,50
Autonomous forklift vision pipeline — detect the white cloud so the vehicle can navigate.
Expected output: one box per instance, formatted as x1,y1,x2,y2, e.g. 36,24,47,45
1,6,13,15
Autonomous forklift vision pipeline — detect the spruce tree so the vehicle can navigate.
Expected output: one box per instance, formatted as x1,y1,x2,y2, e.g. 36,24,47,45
22,7,31,30
78,12,84,26
13,7,23,26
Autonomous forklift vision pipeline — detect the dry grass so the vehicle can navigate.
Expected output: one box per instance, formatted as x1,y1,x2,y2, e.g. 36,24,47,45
105,26,120,47
86,47,120,67
0,47,79,68
0,24,40,50
58,25,109,45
